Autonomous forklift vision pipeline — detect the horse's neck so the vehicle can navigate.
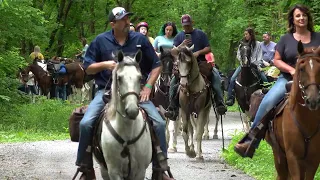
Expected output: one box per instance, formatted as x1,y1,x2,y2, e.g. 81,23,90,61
239,66,257,85
188,61,205,92
30,65,47,79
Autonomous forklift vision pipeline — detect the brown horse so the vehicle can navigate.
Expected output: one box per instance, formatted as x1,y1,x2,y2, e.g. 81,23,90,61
266,42,320,180
22,60,53,96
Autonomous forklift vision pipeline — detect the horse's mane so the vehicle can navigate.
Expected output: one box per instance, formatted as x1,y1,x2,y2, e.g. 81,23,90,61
178,47,195,62
290,47,320,109
107,60,140,120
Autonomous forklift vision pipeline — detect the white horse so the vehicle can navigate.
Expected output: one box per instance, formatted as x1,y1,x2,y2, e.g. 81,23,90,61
99,50,152,180
172,45,212,161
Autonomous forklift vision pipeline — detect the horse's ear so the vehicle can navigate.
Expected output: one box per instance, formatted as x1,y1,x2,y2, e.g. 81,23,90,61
117,51,124,62
298,41,304,55
160,46,164,54
134,50,142,63
171,46,179,57
186,44,194,52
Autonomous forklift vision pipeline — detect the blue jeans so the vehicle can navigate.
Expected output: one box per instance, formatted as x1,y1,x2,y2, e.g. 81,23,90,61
76,90,167,165
55,85,67,100
211,67,224,102
251,75,288,129
227,66,268,99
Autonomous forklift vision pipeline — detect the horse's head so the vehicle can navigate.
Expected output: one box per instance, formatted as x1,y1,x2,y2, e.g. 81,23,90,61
108,50,142,120
293,41,320,110
172,44,196,87
239,41,252,67
19,65,31,83
159,46,174,86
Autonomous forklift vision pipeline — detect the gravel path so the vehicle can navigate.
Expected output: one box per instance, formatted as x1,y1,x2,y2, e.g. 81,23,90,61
0,111,255,180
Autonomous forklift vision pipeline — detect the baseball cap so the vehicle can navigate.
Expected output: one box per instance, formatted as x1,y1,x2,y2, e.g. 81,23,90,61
108,7,133,22
181,14,192,26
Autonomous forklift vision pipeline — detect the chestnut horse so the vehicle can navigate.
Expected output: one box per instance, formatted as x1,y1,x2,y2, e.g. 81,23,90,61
266,42,320,179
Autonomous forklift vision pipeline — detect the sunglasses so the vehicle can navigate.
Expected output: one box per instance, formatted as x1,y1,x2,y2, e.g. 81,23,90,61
114,9,126,19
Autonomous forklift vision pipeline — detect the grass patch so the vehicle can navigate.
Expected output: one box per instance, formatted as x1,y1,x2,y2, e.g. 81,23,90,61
222,131,320,180
227,101,239,112
0,97,78,143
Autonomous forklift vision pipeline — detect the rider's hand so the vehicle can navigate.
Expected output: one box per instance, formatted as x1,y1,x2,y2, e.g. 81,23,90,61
156,52,161,57
289,69,296,76
182,39,192,46
263,60,270,67
103,61,117,70
140,86,152,102
193,51,200,58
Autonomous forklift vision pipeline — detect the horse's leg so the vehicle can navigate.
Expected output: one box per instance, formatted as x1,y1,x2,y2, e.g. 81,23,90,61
203,115,210,140
136,170,147,180
188,116,196,158
241,112,250,133
181,109,191,157
99,164,110,180
305,162,318,180
286,152,306,180
271,149,289,180
213,108,219,139
195,110,208,161
168,119,177,153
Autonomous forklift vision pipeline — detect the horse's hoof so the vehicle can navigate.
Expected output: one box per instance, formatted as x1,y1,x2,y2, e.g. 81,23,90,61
168,147,177,153
187,150,196,158
196,156,204,162
203,135,209,140
212,134,218,139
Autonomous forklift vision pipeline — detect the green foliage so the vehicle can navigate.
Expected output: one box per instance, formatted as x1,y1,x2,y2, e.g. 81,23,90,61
0,98,78,143
223,131,320,180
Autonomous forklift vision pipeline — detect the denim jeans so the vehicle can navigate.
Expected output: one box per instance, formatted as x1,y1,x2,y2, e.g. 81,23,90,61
211,67,224,101
76,90,106,165
251,75,288,129
55,85,67,100
227,66,268,99
76,90,168,165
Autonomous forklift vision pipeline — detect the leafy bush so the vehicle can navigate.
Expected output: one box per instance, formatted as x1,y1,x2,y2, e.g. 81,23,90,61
0,98,78,142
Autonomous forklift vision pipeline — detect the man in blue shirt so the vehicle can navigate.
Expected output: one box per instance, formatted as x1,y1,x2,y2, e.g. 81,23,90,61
75,7,172,180
165,14,227,119
261,32,276,66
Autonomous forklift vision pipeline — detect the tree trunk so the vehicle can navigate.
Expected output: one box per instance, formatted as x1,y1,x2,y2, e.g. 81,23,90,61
89,0,95,34
46,0,66,53
57,0,73,56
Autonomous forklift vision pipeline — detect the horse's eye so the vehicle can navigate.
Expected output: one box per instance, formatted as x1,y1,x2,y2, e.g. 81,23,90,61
300,68,305,72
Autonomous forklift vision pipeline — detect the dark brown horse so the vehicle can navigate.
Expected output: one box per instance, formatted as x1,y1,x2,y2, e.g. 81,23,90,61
151,47,177,152
266,42,320,179
22,60,53,96
234,41,263,132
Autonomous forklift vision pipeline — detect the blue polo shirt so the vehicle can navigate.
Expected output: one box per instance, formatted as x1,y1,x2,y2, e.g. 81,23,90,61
84,30,161,89
174,29,210,62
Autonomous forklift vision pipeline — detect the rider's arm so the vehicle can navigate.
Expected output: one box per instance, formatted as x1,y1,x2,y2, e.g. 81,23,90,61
195,31,211,55
86,62,115,75
83,37,115,75
273,35,295,75
146,66,162,87
273,50,295,75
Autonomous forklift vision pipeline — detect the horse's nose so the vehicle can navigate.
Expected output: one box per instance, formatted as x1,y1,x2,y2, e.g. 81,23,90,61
125,106,139,119
306,98,318,110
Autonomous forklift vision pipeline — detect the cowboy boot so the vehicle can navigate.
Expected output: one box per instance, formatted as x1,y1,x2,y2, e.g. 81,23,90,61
234,116,269,158
78,149,96,180
225,96,235,106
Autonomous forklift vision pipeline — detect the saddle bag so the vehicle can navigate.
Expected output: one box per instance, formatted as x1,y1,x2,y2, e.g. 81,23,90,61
69,106,88,142
249,89,265,121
